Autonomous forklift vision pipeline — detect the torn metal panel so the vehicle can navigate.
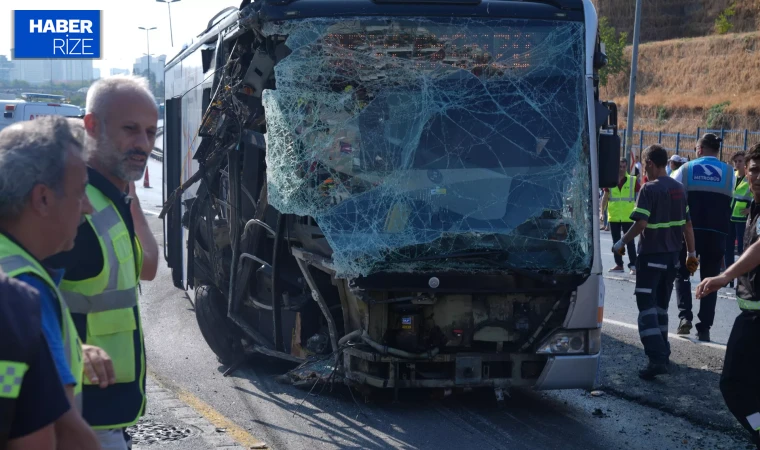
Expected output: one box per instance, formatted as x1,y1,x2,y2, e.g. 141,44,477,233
261,17,591,278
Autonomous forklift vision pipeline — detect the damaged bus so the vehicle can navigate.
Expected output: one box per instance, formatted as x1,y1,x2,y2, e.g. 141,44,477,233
161,0,621,396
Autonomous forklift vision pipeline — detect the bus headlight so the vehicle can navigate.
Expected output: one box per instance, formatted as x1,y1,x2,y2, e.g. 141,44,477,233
536,329,601,355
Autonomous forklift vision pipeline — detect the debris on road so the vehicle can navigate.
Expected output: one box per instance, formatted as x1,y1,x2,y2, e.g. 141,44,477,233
276,354,342,389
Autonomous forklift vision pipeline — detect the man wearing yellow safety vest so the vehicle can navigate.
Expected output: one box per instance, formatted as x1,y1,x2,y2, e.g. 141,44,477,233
697,143,760,449
0,117,102,448
601,158,640,274
727,151,751,279
46,75,160,450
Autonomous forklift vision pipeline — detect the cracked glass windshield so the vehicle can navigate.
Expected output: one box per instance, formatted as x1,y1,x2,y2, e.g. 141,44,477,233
262,17,591,278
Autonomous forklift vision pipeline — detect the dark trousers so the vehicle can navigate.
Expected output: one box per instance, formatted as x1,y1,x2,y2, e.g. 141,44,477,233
720,311,760,448
676,230,724,331
610,221,637,268
675,243,692,319
725,221,747,268
635,252,678,364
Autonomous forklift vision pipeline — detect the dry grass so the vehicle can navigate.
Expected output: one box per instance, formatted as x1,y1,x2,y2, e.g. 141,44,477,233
592,0,760,43
604,31,760,131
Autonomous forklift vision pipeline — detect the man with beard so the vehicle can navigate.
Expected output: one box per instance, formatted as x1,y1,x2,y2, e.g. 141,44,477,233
46,75,159,450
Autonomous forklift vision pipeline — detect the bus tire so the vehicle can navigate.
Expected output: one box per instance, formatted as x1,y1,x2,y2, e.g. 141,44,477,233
194,284,243,365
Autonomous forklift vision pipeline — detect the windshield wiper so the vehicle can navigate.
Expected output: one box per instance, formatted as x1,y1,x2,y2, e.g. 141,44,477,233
397,250,558,285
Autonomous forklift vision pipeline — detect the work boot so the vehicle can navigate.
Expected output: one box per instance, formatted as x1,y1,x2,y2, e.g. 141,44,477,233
608,266,624,273
697,329,711,342
677,318,692,335
639,362,668,380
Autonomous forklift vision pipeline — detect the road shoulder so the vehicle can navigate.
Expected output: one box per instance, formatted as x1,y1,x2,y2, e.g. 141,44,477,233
600,321,743,436
130,374,268,450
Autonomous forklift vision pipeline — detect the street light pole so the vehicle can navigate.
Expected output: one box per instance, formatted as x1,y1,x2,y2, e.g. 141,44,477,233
138,26,157,90
156,0,180,47
624,0,643,161
144,53,156,96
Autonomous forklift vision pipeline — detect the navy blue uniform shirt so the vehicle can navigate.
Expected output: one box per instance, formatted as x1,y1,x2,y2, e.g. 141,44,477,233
0,271,70,443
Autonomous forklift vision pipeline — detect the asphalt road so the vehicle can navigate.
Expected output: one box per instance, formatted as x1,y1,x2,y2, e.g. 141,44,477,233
598,231,740,346
135,164,753,449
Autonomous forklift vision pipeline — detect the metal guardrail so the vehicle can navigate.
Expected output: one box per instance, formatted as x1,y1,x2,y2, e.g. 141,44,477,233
151,126,164,162
623,127,760,161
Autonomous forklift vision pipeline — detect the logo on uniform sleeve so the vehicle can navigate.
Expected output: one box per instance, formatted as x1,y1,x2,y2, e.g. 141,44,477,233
692,164,722,183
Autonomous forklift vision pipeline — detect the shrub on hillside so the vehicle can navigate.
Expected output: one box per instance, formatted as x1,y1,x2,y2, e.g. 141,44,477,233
715,4,736,34
706,101,731,128
656,105,669,124
598,17,628,86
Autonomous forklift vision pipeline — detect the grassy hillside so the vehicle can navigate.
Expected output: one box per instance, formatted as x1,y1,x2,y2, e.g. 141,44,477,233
592,0,759,43
605,31,760,132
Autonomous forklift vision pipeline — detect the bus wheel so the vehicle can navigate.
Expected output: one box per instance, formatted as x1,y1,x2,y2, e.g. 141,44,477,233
194,284,243,365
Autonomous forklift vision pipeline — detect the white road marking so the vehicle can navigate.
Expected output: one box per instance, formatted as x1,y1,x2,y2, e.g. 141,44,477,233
144,209,161,216
603,318,727,350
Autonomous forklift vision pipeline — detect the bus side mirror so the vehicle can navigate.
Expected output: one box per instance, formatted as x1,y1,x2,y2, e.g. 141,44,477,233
598,101,620,188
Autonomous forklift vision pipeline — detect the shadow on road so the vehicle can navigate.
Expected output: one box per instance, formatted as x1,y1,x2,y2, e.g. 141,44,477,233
215,357,622,450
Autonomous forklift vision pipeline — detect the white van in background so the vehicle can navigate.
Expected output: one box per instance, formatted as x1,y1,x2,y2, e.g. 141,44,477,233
0,93,84,132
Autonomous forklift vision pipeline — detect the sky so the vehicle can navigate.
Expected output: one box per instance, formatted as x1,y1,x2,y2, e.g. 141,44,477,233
2,0,239,74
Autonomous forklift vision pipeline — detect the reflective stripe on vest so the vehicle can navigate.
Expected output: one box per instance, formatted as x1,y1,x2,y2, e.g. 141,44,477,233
732,175,751,222
59,184,145,429
0,361,28,399
737,297,760,311
0,237,84,410
62,202,138,314
607,175,636,223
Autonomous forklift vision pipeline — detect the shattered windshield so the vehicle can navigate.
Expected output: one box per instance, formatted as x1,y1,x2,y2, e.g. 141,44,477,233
261,17,591,278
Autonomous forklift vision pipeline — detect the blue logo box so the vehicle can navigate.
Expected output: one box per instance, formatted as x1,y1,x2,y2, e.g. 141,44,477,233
13,10,101,59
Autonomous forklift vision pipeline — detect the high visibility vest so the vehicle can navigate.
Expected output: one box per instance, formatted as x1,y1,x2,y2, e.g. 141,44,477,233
0,234,84,409
607,175,637,223
731,174,751,223
737,297,760,311
59,184,145,429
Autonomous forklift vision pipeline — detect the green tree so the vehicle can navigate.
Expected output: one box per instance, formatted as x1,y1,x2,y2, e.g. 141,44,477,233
155,81,165,98
10,79,30,89
598,17,628,87
715,4,736,34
